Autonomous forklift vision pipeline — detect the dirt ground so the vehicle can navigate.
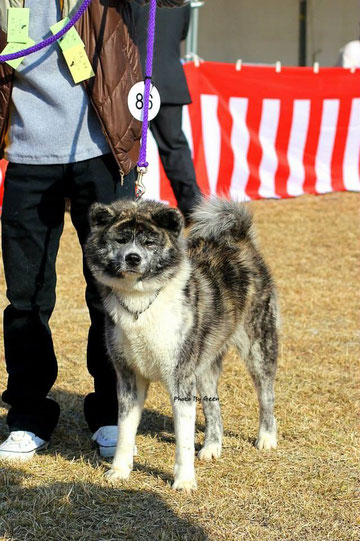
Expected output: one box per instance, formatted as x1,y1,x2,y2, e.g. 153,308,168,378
0,192,359,540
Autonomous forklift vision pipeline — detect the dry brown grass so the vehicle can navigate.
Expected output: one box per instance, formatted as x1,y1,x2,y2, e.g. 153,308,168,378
0,192,359,541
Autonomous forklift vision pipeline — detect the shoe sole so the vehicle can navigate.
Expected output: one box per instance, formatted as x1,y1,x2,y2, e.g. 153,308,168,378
94,443,138,458
94,443,116,458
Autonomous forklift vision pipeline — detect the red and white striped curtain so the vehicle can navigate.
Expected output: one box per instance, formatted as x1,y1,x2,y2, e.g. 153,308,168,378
144,62,360,205
0,62,359,211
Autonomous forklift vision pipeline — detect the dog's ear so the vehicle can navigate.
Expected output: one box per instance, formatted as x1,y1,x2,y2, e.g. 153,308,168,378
152,207,184,236
89,203,116,229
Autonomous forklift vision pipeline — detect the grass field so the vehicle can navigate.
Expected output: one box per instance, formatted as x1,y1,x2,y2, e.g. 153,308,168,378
0,192,359,540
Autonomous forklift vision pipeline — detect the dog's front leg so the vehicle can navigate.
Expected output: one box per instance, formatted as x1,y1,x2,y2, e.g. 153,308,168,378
171,379,197,492
105,369,148,483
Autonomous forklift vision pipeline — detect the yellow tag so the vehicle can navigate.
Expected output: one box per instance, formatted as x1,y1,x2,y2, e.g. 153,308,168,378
63,45,95,84
7,7,30,44
50,17,84,52
1,38,35,69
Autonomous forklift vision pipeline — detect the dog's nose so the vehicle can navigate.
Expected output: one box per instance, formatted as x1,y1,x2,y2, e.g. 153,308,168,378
125,252,141,266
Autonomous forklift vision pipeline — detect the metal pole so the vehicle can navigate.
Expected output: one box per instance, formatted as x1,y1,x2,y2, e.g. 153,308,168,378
299,0,307,66
185,1,205,59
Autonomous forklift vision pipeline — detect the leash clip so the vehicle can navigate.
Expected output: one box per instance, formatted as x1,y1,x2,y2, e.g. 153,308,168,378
135,166,147,200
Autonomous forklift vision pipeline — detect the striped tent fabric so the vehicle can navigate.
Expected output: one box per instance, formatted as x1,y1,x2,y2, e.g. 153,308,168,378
0,62,359,210
144,62,360,205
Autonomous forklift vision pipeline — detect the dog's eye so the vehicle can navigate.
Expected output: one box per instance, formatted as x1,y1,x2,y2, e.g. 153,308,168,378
116,237,127,244
144,239,155,247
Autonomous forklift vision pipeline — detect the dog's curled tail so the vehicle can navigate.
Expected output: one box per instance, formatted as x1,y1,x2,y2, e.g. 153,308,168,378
188,198,257,244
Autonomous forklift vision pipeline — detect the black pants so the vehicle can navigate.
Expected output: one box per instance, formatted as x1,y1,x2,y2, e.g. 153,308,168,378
1,154,135,441
150,104,201,218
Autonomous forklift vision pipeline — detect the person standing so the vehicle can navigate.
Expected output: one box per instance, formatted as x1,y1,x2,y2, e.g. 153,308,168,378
132,0,202,222
0,0,185,461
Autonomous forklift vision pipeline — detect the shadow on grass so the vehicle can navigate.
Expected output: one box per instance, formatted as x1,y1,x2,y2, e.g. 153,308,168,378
0,465,209,540
138,407,248,445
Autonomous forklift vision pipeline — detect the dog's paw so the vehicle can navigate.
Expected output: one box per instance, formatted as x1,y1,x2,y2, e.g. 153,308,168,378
198,443,222,461
172,477,197,492
104,465,132,483
256,432,277,450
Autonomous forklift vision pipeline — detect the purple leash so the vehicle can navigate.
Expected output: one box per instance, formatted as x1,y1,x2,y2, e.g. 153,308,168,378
135,0,158,200
0,0,92,62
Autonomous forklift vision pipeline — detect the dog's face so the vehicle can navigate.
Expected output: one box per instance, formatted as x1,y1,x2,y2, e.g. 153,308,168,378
85,200,185,289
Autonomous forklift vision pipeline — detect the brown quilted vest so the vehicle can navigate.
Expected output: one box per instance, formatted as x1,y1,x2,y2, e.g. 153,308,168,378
0,0,142,175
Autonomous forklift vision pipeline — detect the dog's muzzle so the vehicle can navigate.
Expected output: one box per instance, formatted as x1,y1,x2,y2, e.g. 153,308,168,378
125,252,141,268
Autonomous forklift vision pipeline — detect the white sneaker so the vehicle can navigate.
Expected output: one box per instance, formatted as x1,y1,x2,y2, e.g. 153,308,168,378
92,425,137,458
0,431,48,461
92,425,118,457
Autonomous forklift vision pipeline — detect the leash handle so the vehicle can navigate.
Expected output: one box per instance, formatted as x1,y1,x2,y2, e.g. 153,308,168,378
135,0,157,200
0,0,92,63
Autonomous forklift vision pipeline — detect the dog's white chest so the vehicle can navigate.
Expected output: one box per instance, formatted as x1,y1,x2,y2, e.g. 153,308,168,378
109,294,186,382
